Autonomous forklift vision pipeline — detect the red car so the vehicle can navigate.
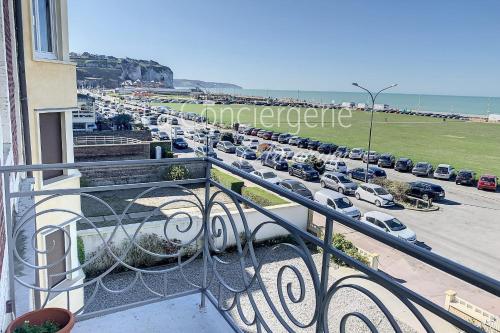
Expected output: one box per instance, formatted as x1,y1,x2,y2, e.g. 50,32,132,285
477,175,497,191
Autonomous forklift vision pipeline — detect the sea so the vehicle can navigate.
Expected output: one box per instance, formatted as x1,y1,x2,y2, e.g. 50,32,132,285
207,88,500,116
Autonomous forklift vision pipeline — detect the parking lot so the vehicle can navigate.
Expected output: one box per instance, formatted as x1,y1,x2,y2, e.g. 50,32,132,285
151,115,500,282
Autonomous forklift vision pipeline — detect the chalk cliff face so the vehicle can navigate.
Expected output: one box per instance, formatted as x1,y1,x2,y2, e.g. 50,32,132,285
71,52,174,88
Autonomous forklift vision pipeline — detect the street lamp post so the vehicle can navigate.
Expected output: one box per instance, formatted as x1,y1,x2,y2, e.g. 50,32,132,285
352,83,398,182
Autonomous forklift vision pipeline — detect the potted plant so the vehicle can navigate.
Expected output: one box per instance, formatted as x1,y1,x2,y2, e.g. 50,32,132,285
6,308,75,333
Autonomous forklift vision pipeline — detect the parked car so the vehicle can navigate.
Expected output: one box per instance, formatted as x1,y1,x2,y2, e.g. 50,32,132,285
278,133,292,143
334,146,350,158
320,172,358,195
273,146,294,159
362,151,380,164
261,152,289,170
292,151,315,163
231,160,255,173
377,153,395,168
256,130,266,138
412,162,434,177
242,138,259,150
262,131,274,140
185,129,196,140
349,148,365,160
234,134,245,145
194,146,217,158
355,184,395,207
172,126,184,136
288,163,320,181
271,133,281,141
433,164,456,180
172,137,188,149
194,133,206,143
157,131,169,140
280,179,313,199
216,141,236,153
243,127,255,135
250,128,261,136
324,160,348,173
477,175,497,191
348,166,387,182
360,211,416,243
394,158,414,172
296,138,310,148
318,143,337,154
314,189,361,219
288,136,300,145
307,140,321,150
454,170,475,186
407,181,445,201
235,146,257,159
250,169,281,185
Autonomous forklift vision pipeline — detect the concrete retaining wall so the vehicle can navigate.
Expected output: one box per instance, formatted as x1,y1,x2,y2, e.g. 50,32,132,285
75,143,150,161
74,130,152,141
78,202,308,254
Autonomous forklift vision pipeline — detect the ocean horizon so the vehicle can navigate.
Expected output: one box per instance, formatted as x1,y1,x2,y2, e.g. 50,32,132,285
206,88,500,116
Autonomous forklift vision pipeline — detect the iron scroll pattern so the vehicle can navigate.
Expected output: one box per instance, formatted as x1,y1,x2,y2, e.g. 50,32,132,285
204,189,439,333
12,185,206,315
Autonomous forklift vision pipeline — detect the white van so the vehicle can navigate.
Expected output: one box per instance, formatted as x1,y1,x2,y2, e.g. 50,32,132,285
313,189,361,219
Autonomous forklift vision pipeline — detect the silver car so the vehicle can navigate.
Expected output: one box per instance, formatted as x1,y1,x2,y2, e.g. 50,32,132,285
320,172,358,195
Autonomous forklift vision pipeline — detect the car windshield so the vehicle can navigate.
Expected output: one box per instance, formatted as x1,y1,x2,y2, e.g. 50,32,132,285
334,197,353,209
240,161,251,167
337,175,351,183
459,171,472,177
374,187,389,195
415,163,427,168
481,177,495,182
159,132,167,135
283,148,291,151
262,172,277,179
302,164,313,171
380,155,390,160
352,149,361,153
244,148,253,153
291,183,307,190
174,138,184,142
386,218,406,231
337,162,346,167
373,170,386,177
430,185,443,192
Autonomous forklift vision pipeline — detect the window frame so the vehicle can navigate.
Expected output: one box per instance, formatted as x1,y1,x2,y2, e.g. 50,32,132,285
31,0,59,60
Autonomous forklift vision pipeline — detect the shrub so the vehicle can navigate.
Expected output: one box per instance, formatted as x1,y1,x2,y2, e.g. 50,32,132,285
372,178,411,203
162,165,190,181
80,177,91,188
241,187,288,207
77,236,85,265
211,169,244,194
150,141,172,158
331,233,369,267
13,320,60,333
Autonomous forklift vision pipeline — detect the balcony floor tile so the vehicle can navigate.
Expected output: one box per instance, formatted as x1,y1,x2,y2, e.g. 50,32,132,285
73,293,234,333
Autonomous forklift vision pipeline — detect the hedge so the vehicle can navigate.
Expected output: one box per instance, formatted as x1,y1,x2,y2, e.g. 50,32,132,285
241,187,288,207
211,168,244,194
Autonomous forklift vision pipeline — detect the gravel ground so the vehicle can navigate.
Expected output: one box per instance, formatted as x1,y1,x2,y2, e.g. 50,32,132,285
83,245,418,333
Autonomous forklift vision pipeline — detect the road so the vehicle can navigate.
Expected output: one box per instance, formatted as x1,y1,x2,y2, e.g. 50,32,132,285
155,118,500,281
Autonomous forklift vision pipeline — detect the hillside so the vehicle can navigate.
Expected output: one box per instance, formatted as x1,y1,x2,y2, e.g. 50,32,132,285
70,52,174,88
173,79,242,89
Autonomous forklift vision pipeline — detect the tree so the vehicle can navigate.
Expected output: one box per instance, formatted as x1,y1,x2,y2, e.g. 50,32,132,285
111,114,133,130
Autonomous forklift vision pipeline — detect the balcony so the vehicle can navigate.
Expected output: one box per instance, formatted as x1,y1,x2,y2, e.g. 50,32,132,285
1,157,498,333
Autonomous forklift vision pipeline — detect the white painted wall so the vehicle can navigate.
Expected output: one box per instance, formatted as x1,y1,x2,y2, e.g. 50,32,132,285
78,203,308,255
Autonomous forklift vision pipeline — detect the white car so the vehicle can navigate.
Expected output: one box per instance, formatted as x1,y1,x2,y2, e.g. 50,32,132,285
355,183,394,207
292,151,315,163
243,138,259,150
273,146,294,159
349,148,365,160
433,164,456,180
324,160,348,173
172,126,184,136
361,211,417,243
185,129,196,139
250,169,282,185
313,189,361,219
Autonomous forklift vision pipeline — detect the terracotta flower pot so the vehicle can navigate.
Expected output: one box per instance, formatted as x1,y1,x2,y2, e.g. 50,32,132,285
6,308,75,333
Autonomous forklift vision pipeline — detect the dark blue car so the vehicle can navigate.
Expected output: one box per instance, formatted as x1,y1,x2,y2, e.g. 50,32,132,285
349,166,387,182
261,152,289,170
235,146,257,159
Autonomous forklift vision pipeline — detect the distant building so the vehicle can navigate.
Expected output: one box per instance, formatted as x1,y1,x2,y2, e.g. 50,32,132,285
341,102,355,109
488,114,500,123
374,104,390,111
73,94,97,131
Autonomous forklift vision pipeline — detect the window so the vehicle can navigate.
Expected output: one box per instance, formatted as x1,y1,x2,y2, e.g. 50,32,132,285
32,0,58,59
40,112,63,180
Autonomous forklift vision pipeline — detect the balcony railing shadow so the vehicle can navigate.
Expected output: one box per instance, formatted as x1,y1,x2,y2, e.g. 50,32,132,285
0,157,498,333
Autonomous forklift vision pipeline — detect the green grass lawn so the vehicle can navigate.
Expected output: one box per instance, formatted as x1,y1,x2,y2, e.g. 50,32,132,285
154,102,500,176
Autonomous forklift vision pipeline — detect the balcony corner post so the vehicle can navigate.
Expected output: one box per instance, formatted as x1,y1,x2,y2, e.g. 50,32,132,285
200,159,212,309
316,218,333,333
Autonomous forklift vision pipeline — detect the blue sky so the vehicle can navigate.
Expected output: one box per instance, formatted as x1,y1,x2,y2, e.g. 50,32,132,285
68,0,500,97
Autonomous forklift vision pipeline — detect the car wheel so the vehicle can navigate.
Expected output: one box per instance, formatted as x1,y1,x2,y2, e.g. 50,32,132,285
422,194,429,201
261,160,265,165
355,193,361,200
274,165,278,170
320,181,326,188
375,200,381,207
289,170,293,176
338,187,344,194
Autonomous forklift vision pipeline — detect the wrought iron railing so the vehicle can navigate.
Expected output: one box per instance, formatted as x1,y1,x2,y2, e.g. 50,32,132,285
73,136,143,146
0,157,498,333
